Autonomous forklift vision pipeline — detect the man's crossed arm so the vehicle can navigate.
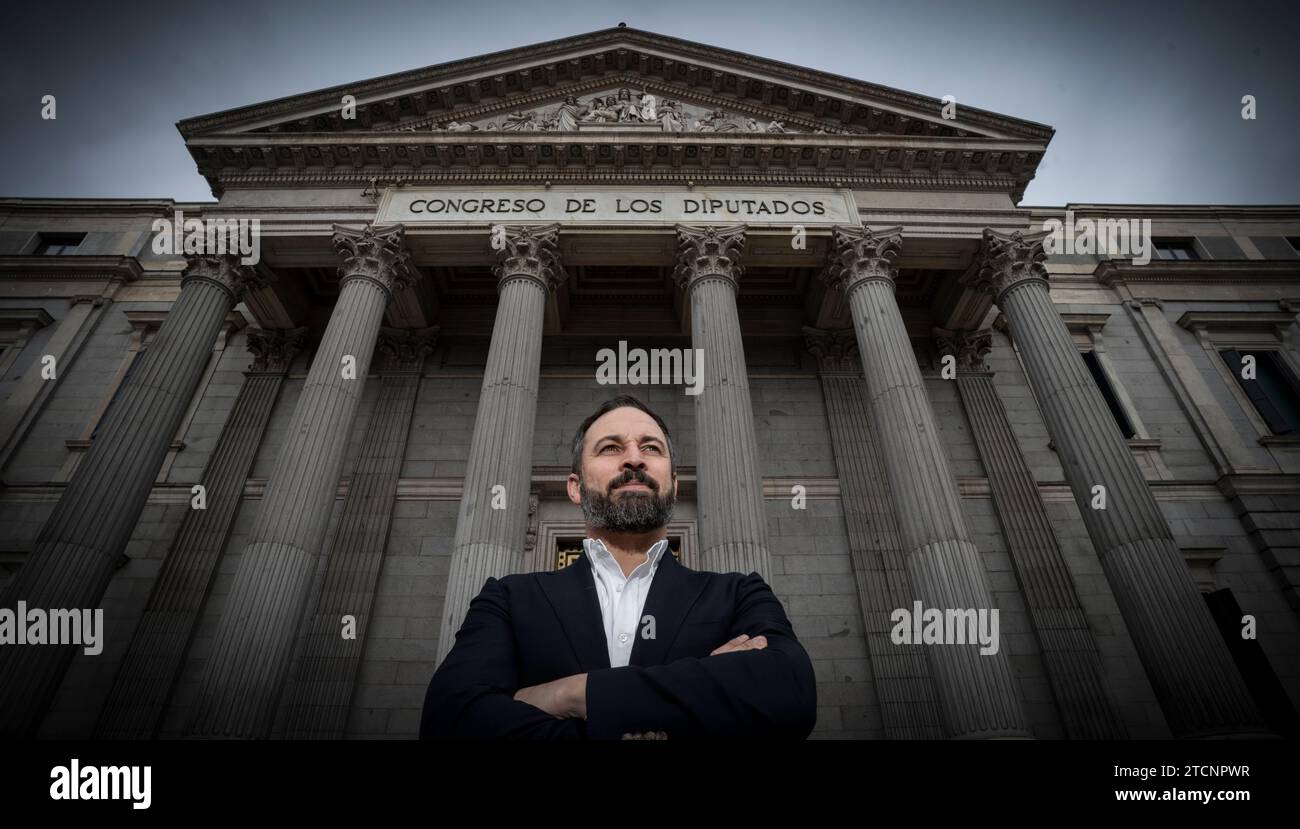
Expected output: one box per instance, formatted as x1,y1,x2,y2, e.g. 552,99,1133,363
420,573,818,740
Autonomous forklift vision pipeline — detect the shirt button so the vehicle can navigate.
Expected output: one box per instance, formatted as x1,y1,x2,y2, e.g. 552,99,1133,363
615,585,623,592
618,633,630,644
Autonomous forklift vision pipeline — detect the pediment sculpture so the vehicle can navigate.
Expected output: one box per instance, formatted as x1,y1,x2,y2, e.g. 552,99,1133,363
414,86,848,134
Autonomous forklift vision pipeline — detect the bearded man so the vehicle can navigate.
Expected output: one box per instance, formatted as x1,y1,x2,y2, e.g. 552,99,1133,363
420,394,816,739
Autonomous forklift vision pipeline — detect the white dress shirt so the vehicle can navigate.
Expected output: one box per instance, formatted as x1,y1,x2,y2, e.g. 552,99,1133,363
584,536,669,668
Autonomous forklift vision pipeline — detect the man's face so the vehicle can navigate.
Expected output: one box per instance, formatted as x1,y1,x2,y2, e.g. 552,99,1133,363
567,407,677,533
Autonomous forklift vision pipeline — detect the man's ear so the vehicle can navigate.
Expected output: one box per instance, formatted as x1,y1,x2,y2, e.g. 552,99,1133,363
566,472,582,506
671,472,679,499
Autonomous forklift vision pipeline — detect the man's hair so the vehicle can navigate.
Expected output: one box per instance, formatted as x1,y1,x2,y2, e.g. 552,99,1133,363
570,394,676,477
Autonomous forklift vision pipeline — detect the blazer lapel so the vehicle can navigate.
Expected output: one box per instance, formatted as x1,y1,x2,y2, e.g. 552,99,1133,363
629,550,707,667
539,551,611,672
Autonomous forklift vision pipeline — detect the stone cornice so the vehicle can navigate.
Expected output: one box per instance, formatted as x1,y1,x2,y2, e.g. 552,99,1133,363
1097,260,1300,286
1215,472,1300,499
208,169,1028,198
1026,204,1300,222
1176,310,1297,334
1059,312,1111,331
0,255,144,282
187,132,1041,200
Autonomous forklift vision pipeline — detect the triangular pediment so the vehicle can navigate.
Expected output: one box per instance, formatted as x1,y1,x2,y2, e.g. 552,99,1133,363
177,26,1053,200
179,26,1050,141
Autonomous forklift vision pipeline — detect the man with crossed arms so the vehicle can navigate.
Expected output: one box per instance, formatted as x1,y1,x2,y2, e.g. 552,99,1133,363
421,394,817,739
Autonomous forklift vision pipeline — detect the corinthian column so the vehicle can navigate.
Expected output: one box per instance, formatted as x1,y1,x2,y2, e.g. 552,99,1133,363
0,254,268,737
805,327,945,739
278,326,436,738
965,228,1265,738
95,327,306,739
435,225,563,666
826,225,1030,739
934,327,1127,739
187,225,416,738
674,225,771,579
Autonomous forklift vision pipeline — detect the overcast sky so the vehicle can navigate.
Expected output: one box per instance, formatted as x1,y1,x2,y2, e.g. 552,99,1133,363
1,0,1296,206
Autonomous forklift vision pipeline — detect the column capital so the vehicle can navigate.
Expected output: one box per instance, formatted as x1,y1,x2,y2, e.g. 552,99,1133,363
492,223,566,292
964,228,1051,303
246,326,309,375
673,224,746,293
181,254,271,303
332,223,418,298
822,225,903,294
802,326,860,374
933,327,993,373
376,326,439,373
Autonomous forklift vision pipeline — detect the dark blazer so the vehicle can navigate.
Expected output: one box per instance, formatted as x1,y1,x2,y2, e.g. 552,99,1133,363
420,548,817,739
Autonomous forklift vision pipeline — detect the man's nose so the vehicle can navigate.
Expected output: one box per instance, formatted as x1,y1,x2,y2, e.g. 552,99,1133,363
621,446,647,469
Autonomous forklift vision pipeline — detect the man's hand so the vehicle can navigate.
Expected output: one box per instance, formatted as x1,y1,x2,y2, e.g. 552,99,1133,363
710,633,767,656
514,673,587,719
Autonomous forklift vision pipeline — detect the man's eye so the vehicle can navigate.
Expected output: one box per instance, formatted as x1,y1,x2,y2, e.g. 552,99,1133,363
600,445,618,453
643,445,661,453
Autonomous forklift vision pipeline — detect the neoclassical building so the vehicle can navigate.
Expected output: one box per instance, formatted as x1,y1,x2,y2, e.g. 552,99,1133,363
0,26,1297,739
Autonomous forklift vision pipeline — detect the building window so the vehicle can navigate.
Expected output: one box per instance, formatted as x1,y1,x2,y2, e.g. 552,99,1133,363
34,233,86,256
1081,350,1136,438
1219,349,1300,435
1153,239,1200,261
1287,237,1300,256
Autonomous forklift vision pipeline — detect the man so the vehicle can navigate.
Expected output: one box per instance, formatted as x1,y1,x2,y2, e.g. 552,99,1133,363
420,394,817,739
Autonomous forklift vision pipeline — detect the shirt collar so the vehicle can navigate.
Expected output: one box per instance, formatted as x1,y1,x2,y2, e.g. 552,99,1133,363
583,536,670,571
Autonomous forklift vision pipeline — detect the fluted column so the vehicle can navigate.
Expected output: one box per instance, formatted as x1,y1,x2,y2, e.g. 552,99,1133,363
94,327,306,739
935,327,1127,739
435,225,562,666
805,328,945,739
826,225,1030,739
0,254,268,737
277,326,436,738
187,225,416,738
674,225,771,579
965,228,1266,738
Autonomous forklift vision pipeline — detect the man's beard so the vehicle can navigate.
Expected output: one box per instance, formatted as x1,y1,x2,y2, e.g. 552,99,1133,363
579,468,675,532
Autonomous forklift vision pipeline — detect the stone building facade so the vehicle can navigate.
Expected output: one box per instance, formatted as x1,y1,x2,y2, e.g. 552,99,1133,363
0,26,1297,739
